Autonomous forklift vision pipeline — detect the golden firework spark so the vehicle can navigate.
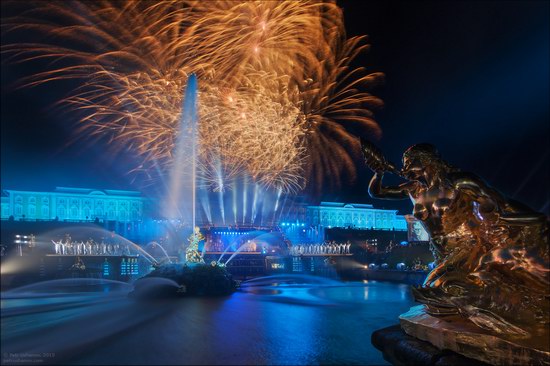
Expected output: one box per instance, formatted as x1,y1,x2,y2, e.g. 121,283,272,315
1,0,383,194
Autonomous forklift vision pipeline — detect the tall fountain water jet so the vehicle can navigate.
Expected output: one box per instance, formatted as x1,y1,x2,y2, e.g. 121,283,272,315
166,74,198,230
132,74,236,296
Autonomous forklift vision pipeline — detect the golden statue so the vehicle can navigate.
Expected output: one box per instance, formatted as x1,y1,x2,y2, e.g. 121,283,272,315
361,139,549,342
185,226,205,263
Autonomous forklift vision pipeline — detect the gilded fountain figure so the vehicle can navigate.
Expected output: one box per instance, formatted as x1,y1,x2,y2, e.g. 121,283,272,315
186,226,205,264
361,138,549,352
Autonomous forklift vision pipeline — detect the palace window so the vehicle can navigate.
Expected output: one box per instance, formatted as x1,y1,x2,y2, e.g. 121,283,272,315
292,257,303,272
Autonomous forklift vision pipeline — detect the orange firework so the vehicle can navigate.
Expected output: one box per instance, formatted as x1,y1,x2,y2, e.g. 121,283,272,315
1,0,383,194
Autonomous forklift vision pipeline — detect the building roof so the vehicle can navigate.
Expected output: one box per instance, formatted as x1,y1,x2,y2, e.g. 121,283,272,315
316,202,374,209
54,187,141,196
307,201,402,214
3,187,142,198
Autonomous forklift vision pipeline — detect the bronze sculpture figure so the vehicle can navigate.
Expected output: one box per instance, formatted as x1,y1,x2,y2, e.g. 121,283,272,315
186,226,205,263
361,138,549,349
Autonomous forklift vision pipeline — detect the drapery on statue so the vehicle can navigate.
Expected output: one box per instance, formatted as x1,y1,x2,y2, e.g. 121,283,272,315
361,138,549,340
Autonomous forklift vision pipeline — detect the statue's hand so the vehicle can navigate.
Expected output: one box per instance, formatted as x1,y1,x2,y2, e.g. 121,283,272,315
360,137,397,174
365,160,387,174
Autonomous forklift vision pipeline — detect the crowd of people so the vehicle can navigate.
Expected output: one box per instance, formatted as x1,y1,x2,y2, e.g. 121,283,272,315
51,237,131,256
289,241,352,256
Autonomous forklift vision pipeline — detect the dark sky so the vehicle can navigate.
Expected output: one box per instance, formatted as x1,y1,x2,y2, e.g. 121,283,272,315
1,1,549,215
335,0,550,214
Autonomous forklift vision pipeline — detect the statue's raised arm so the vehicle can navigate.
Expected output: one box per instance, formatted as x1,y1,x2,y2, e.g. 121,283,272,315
368,172,416,200
361,138,417,200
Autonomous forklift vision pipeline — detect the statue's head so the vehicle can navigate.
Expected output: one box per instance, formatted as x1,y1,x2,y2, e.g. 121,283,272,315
401,143,441,180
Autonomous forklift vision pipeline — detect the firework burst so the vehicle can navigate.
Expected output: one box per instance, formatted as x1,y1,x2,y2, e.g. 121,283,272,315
1,0,383,194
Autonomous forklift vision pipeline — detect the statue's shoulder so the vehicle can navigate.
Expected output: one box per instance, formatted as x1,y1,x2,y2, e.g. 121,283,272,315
447,171,488,188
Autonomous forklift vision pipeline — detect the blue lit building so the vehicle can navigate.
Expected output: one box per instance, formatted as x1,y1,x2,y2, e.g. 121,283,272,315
1,187,146,222
0,187,154,243
279,202,407,244
306,202,407,230
1,187,409,248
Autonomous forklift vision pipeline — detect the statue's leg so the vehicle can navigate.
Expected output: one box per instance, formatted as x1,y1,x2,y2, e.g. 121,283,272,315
423,262,448,287
463,242,488,272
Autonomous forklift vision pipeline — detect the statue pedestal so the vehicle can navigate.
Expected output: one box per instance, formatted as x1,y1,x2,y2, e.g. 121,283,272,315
399,305,550,366
371,324,489,365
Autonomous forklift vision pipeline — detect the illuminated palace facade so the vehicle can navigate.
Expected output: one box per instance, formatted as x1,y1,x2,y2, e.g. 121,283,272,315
1,189,406,231
1,187,145,222
1,187,407,247
306,202,407,230
279,202,407,245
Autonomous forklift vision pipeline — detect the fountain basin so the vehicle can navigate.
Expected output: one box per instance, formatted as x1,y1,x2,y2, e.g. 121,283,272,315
130,262,237,299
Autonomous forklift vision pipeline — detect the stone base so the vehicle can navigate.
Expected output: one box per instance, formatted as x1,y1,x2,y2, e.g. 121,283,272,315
399,305,550,366
372,324,489,366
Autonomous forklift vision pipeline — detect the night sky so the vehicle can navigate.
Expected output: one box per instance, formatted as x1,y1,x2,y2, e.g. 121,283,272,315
1,1,549,215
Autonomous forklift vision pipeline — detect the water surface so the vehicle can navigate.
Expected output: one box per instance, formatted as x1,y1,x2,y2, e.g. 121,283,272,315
1,276,416,365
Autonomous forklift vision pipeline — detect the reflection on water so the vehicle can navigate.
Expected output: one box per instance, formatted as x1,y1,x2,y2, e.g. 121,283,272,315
1,276,416,365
